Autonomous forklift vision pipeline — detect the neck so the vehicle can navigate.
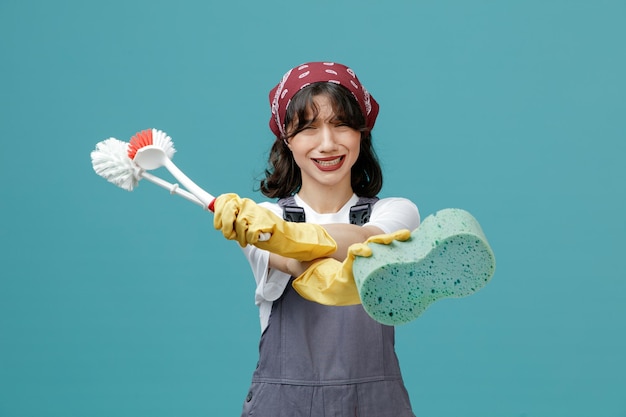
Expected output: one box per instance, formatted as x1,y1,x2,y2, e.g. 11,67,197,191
297,183,354,214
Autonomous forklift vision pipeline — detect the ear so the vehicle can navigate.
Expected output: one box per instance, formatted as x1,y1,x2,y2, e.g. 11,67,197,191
283,138,292,150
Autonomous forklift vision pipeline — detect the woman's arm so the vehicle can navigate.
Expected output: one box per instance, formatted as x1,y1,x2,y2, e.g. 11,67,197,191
268,224,383,276
269,253,312,277
321,224,384,260
267,197,418,275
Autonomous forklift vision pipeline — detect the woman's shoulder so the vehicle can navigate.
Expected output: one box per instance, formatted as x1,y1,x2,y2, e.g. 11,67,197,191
258,200,283,217
373,196,418,210
372,196,419,217
369,196,420,231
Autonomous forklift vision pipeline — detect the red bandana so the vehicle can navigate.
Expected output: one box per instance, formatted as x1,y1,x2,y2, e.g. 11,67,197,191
268,62,379,137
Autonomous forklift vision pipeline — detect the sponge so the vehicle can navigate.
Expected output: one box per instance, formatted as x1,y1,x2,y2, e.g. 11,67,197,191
352,208,496,325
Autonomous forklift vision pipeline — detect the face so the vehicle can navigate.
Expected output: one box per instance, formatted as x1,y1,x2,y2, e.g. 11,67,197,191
286,94,361,193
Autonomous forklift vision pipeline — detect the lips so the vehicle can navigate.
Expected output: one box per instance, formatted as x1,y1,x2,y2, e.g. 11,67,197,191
312,156,345,171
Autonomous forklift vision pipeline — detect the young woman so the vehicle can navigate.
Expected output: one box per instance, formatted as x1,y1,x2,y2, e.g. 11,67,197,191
214,62,420,417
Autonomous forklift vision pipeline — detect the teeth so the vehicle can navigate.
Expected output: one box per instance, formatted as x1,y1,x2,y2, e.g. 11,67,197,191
315,157,342,167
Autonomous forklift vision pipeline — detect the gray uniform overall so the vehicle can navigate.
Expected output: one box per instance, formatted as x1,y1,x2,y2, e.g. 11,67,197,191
240,197,415,417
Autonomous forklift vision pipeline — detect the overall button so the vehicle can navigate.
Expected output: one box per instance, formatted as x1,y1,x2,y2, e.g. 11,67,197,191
246,391,253,402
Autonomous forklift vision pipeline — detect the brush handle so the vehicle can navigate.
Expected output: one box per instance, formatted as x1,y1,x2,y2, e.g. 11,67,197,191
162,158,216,209
161,158,271,242
140,172,206,208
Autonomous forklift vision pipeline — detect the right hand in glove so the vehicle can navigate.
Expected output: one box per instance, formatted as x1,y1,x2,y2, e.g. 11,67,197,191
292,229,412,306
213,193,337,261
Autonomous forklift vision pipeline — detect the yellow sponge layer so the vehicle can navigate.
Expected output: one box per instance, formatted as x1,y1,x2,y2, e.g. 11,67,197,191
353,208,496,325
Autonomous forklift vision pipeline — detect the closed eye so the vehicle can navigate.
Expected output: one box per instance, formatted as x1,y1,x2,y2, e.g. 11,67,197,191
334,122,354,131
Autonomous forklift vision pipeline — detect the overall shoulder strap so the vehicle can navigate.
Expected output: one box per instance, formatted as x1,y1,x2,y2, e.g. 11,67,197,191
279,196,379,225
350,196,379,226
277,196,306,223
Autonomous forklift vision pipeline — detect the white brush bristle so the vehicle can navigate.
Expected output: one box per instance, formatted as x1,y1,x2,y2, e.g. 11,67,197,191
152,129,176,160
91,138,142,191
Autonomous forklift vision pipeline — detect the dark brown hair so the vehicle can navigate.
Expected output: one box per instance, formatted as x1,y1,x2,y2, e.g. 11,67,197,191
259,82,383,199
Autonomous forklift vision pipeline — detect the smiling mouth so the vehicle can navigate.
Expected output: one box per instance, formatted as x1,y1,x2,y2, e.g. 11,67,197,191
313,156,344,167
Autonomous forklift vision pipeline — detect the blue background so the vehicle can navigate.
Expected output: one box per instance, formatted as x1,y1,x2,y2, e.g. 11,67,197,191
1,1,624,416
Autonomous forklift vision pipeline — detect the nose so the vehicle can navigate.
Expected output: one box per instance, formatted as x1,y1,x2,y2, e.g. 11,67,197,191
317,125,338,152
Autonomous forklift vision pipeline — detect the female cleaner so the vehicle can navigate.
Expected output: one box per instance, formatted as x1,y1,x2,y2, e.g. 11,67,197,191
213,62,420,417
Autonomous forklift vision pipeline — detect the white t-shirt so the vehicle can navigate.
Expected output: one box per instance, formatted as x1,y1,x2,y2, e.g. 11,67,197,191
242,193,420,332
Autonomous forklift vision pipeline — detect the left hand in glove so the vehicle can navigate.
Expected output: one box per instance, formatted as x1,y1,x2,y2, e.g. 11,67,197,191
292,229,412,306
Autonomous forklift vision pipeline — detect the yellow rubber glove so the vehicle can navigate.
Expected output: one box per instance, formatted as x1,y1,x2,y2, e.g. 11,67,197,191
292,229,412,306
213,193,337,261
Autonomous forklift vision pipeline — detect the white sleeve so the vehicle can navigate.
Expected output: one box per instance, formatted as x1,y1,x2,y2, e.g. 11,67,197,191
242,243,292,332
238,200,295,331
241,201,293,303
364,197,420,234
242,238,291,305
